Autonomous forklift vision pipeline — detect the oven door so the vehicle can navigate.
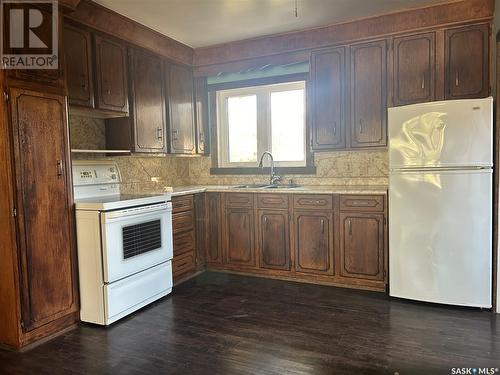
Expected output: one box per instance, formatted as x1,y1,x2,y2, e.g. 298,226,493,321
101,202,173,283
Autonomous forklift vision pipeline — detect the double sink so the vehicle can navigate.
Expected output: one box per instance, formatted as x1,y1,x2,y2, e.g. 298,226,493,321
234,183,301,189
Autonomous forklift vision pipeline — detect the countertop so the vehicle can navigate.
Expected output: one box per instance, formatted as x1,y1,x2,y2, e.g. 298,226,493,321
170,185,388,197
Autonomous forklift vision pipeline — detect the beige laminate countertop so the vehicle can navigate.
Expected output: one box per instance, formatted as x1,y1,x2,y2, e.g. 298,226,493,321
170,185,388,197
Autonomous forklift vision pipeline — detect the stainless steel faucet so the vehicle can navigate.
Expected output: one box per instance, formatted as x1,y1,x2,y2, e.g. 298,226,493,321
258,151,281,185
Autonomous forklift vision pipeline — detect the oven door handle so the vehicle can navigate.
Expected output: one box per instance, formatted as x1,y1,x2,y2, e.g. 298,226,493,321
102,202,172,222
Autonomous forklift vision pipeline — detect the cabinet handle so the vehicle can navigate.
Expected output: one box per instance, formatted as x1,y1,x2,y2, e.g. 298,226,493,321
333,122,337,135
264,216,268,229
172,129,178,141
421,74,425,90
359,119,363,134
156,128,163,140
455,71,459,87
56,160,63,179
348,219,352,235
320,219,325,234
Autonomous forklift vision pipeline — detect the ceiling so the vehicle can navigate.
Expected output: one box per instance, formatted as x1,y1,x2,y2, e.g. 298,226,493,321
94,0,450,48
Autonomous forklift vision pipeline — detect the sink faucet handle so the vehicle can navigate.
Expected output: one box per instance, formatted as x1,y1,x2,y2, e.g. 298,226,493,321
271,173,282,185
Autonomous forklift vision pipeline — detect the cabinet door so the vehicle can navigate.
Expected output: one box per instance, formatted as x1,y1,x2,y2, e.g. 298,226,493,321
340,213,384,281
194,77,209,155
445,24,489,99
294,211,334,275
166,64,196,154
224,208,255,267
258,210,290,271
9,88,77,332
94,34,129,113
311,47,346,150
350,40,387,148
64,24,94,108
206,193,222,264
393,33,435,106
129,48,166,152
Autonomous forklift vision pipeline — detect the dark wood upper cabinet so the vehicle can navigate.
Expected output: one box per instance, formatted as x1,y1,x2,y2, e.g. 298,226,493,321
393,33,435,106
340,213,384,281
94,34,129,113
311,47,346,150
445,24,489,100
9,88,77,331
194,76,210,155
206,193,222,264
294,211,334,275
350,40,387,148
129,48,166,152
257,210,291,271
166,63,196,154
63,24,94,108
224,207,256,267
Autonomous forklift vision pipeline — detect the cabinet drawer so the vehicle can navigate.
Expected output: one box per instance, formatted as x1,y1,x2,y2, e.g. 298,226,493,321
225,193,253,208
173,230,196,256
340,195,384,212
172,195,194,213
172,211,195,234
257,194,289,209
173,251,196,277
293,195,333,210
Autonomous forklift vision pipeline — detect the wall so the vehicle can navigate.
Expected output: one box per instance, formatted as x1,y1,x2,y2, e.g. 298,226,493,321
69,115,389,191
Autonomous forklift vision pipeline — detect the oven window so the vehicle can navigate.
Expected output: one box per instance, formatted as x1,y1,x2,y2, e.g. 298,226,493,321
122,220,162,259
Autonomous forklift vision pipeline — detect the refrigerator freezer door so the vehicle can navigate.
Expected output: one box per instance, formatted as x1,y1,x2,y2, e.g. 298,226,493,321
389,97,492,169
389,169,492,307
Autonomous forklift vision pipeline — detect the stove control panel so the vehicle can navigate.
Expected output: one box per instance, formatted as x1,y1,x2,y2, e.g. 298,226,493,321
72,162,121,186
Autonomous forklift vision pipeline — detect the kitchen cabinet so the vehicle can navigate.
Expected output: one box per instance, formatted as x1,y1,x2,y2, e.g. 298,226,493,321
294,211,334,275
94,34,129,114
257,210,291,271
166,63,196,154
311,47,346,150
393,33,435,106
349,40,387,148
445,24,489,100
206,193,223,264
172,195,197,284
223,207,256,267
8,87,78,334
339,213,384,281
63,23,94,108
194,77,210,155
129,48,167,152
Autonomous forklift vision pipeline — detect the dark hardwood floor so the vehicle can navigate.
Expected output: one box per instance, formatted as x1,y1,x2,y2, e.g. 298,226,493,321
1,271,499,375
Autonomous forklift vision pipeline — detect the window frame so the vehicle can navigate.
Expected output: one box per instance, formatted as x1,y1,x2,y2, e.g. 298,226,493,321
217,81,306,168
207,73,316,176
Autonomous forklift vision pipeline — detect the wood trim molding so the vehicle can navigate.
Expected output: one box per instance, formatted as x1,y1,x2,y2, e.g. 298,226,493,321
66,0,193,66
194,0,494,68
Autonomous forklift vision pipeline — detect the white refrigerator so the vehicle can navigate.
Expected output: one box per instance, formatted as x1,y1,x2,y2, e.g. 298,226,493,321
388,97,493,308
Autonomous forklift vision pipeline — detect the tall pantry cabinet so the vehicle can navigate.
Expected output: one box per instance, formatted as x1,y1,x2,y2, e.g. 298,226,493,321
0,6,79,350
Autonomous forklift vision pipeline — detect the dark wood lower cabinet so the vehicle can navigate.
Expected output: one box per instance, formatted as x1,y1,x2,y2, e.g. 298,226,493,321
257,210,291,271
294,211,334,275
223,208,256,267
205,192,387,292
340,213,385,281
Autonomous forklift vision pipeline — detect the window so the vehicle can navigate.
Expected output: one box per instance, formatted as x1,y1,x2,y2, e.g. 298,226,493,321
216,81,306,168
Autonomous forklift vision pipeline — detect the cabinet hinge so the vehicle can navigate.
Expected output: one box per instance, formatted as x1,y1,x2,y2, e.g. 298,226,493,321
3,91,8,102
12,208,17,217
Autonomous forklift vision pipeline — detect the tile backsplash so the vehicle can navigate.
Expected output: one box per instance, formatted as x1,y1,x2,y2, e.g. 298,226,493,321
69,114,388,193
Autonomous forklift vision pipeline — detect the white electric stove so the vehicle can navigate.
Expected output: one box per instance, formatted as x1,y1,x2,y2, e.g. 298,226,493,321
73,161,173,325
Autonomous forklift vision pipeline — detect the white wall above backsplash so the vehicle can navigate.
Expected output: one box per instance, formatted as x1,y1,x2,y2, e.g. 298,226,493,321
69,114,388,193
